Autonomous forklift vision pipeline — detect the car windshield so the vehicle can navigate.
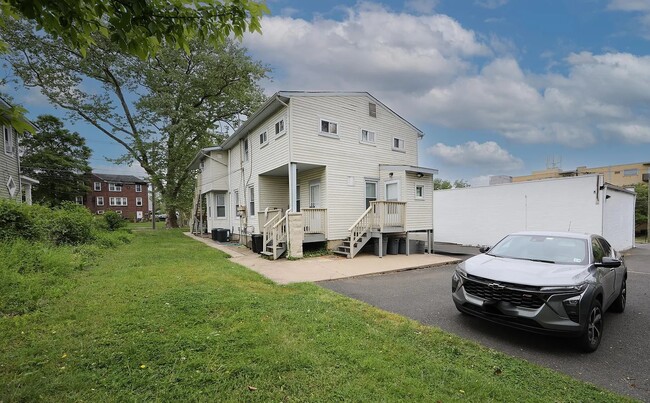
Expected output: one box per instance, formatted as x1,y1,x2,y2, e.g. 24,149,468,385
487,234,588,265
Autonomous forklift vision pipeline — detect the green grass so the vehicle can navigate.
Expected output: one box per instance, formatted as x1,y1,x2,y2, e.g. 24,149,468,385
0,231,631,402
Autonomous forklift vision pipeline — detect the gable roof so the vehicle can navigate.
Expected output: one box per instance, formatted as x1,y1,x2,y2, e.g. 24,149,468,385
0,96,38,131
219,91,424,150
92,173,147,184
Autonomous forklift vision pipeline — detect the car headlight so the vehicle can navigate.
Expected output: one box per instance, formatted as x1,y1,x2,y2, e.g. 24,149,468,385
451,266,467,292
562,295,582,323
540,282,588,293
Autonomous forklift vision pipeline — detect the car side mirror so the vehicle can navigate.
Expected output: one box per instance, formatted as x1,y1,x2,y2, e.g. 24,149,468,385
596,256,621,268
479,245,490,253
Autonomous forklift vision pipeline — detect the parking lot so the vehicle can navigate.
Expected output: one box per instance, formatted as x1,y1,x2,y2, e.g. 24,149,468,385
319,244,650,401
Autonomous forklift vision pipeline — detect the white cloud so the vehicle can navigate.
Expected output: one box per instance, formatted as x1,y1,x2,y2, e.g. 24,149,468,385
608,0,650,12
427,141,524,170
475,0,509,9
245,4,650,147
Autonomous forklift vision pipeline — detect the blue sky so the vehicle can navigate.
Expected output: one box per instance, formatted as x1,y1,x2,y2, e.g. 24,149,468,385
3,0,650,184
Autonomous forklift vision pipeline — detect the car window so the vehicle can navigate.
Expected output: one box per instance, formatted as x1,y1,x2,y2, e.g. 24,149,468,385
592,239,605,263
597,238,613,258
488,234,587,265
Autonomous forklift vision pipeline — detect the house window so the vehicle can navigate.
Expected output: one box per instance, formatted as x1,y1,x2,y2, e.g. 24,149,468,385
320,119,338,136
243,138,249,162
115,210,122,215
259,131,267,146
216,193,226,218
275,119,285,135
96,196,104,206
96,210,104,215
75,196,84,205
249,186,255,216
6,176,16,197
369,103,377,117
365,181,377,209
135,184,142,192
94,182,101,191
415,185,424,199
3,126,14,155
234,190,240,216
392,137,405,152
360,129,376,144
296,185,300,212
623,169,638,176
136,197,143,206
108,183,122,192
109,197,128,206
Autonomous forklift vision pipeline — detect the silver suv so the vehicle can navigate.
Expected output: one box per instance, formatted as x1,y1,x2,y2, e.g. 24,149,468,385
451,231,627,352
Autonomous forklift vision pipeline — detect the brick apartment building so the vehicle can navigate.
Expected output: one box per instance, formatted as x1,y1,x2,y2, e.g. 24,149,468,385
83,173,149,220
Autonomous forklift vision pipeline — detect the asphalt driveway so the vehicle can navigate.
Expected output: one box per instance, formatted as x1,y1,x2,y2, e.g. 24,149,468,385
319,244,650,401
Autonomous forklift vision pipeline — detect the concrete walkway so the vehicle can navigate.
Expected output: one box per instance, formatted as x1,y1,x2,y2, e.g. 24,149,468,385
185,233,461,284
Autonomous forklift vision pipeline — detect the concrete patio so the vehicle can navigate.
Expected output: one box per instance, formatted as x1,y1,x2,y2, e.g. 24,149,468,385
185,233,461,284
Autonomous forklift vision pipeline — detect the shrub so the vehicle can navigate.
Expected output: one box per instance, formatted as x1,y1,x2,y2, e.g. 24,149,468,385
0,200,35,241
45,203,94,245
104,210,127,231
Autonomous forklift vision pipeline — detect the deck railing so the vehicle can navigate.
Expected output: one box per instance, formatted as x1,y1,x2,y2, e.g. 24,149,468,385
303,208,327,236
263,212,282,250
372,201,406,231
271,209,291,259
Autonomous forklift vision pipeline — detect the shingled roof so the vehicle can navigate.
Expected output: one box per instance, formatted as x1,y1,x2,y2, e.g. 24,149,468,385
92,173,147,184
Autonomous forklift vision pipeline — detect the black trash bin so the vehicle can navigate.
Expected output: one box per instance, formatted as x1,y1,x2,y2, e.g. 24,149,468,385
216,228,230,242
387,237,399,255
211,228,219,241
251,233,263,253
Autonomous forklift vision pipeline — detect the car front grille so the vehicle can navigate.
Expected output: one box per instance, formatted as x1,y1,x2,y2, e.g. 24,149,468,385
463,278,544,309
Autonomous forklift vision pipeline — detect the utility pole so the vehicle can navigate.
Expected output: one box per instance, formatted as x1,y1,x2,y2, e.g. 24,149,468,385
151,181,156,230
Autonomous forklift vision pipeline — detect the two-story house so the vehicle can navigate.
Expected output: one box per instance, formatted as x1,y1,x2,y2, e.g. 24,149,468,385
189,92,437,259
1,97,38,204
84,173,149,221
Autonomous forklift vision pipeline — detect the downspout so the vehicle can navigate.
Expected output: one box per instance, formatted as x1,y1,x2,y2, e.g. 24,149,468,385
227,149,232,237
15,129,22,202
276,96,294,212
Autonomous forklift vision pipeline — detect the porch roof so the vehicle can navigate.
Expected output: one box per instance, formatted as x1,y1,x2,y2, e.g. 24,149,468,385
379,164,438,176
20,175,39,185
187,146,223,170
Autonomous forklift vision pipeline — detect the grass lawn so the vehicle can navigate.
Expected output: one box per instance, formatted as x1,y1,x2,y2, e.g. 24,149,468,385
0,230,630,402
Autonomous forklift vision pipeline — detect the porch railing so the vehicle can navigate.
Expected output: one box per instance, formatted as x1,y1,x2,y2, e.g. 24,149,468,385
303,208,327,236
348,205,374,248
372,201,406,231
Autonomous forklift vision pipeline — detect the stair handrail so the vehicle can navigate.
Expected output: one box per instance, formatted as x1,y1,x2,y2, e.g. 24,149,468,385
271,209,291,260
348,205,374,257
263,211,282,249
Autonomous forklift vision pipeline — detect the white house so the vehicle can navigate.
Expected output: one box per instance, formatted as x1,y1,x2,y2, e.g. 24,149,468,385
189,91,437,259
434,175,636,251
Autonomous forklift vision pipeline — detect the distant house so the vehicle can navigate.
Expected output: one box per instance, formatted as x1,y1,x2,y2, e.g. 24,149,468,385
189,91,437,259
84,173,149,220
1,97,38,204
511,161,650,187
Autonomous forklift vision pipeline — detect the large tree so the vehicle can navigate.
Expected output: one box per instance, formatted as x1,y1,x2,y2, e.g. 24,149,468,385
0,0,268,133
1,19,268,227
21,115,92,206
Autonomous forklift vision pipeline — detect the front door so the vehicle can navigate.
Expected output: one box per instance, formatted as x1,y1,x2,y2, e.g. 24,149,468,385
309,183,321,208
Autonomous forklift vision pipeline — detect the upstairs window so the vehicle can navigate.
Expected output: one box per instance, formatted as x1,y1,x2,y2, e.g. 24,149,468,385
320,119,338,136
109,197,128,206
623,169,638,176
96,196,104,206
392,137,405,152
108,182,122,192
243,138,249,162
135,184,142,192
369,102,377,117
216,193,226,218
360,129,376,144
415,185,424,199
94,182,101,191
259,131,267,146
249,186,255,216
75,196,84,205
275,119,285,135
3,126,14,155
136,197,143,206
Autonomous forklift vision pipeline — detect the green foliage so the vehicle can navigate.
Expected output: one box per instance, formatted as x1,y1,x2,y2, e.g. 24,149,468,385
0,230,628,401
46,203,94,245
20,115,92,206
103,210,127,231
453,179,471,188
635,182,648,230
434,178,471,190
1,19,268,227
0,0,268,59
0,199,35,241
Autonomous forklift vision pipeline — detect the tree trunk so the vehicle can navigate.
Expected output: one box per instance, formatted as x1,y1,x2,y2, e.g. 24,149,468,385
167,208,179,228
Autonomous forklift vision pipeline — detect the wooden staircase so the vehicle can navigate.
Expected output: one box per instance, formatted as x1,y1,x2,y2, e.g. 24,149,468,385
334,205,374,258
260,209,290,260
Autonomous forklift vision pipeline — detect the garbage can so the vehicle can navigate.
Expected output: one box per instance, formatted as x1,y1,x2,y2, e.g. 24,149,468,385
211,228,219,241
374,237,388,256
216,228,230,242
398,238,406,254
387,237,399,255
251,234,263,253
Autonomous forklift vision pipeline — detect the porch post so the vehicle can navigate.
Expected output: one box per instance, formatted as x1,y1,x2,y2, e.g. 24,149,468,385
289,162,297,211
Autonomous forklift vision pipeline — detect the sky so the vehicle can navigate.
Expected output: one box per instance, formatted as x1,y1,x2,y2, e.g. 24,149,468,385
3,0,650,185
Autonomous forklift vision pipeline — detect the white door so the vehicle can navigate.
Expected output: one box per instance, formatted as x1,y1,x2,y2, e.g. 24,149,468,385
384,181,400,226
385,182,399,201
309,183,321,208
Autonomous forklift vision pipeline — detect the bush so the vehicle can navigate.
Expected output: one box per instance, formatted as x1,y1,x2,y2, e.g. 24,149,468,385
0,200,35,241
104,210,127,231
45,203,94,245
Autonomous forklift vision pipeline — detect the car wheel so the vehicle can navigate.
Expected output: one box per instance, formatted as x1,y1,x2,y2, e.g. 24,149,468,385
579,299,603,353
610,277,626,313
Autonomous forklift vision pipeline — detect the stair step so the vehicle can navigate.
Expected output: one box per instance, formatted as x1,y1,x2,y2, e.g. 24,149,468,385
338,246,350,252
260,251,273,256
333,250,350,257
